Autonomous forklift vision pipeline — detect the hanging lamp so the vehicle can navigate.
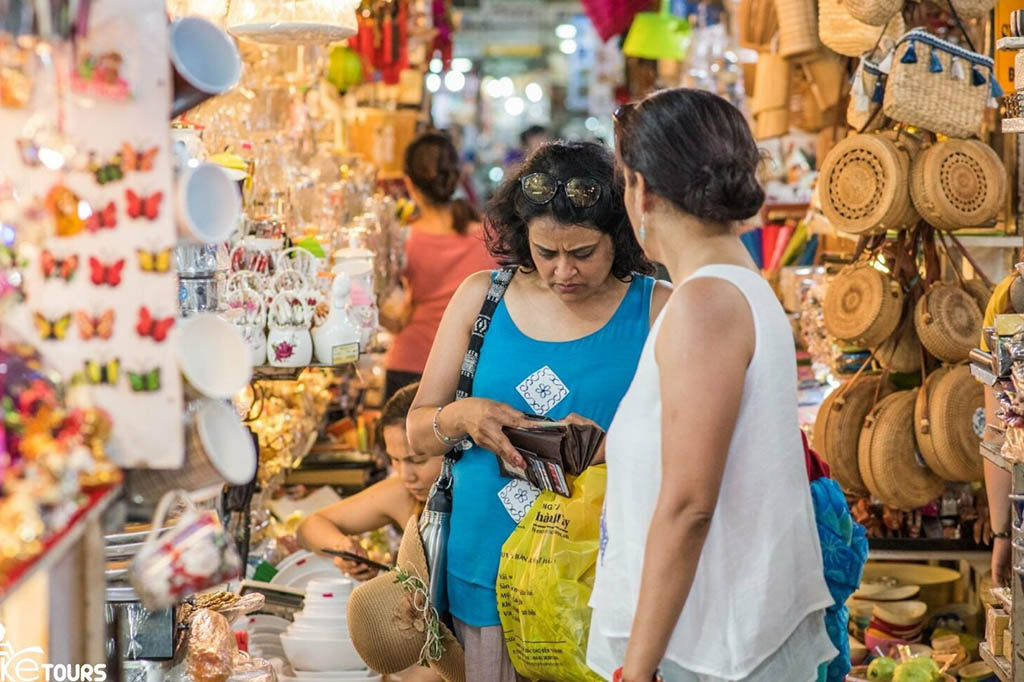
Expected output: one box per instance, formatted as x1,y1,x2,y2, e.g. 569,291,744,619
622,0,692,61
226,0,359,45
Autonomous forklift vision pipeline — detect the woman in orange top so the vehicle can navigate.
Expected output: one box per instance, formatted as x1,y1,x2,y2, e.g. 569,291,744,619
382,132,497,400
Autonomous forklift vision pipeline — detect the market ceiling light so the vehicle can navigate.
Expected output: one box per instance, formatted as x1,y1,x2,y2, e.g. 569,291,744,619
227,0,359,45
444,71,466,92
585,117,599,131
555,23,577,40
504,96,525,116
426,73,442,93
484,78,504,98
525,82,543,102
489,166,505,183
430,58,443,74
622,0,691,61
451,58,473,73
559,39,578,55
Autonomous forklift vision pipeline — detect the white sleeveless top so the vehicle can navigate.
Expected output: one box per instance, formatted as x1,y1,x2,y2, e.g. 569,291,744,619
587,265,836,681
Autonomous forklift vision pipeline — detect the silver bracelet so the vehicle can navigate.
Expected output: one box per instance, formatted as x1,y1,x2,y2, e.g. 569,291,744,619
432,406,461,445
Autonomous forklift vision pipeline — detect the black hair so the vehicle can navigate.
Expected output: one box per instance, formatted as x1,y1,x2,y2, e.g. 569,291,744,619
404,133,478,235
486,141,652,281
376,382,418,448
519,125,549,147
616,88,765,225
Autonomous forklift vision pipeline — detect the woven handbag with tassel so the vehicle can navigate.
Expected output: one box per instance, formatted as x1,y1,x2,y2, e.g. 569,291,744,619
882,28,1001,138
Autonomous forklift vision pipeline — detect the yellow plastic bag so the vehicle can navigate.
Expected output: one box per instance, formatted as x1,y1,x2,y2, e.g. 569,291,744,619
497,465,606,682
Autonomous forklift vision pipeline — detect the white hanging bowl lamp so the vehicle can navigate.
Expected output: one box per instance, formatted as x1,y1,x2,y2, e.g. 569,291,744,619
226,0,359,45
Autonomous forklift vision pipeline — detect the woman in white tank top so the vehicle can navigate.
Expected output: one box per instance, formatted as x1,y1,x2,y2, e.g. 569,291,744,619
587,89,836,682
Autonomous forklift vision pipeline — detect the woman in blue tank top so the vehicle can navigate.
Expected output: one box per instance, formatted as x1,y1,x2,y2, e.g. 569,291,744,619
409,141,670,681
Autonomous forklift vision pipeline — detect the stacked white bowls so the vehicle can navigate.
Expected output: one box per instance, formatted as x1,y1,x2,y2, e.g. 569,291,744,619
280,578,380,682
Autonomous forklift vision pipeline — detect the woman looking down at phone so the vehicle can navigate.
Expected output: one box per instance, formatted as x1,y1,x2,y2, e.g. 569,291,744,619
297,384,440,581
407,141,671,681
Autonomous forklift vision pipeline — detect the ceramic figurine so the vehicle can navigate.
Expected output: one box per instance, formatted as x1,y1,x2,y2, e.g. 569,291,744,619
313,273,361,365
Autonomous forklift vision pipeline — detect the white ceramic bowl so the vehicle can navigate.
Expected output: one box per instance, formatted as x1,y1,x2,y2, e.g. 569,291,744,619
284,674,380,682
293,613,347,628
286,671,370,680
281,633,364,672
301,603,347,618
286,625,349,640
177,314,252,399
305,578,354,594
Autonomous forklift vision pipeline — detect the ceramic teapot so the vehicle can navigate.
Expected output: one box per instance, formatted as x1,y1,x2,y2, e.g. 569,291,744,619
267,292,313,367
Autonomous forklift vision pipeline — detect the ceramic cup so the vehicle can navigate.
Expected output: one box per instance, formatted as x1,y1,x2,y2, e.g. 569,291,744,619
129,489,242,611
267,326,313,367
169,17,242,119
177,163,242,243
177,314,252,399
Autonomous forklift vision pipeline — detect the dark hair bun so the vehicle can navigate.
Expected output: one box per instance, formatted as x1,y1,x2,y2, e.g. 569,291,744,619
616,89,765,225
404,133,461,204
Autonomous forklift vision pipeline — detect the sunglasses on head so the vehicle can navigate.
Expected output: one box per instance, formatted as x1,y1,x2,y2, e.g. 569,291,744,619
613,102,637,127
520,172,602,209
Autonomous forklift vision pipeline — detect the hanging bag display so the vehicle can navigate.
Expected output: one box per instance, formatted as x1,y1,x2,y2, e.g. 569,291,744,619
882,28,1001,138
817,133,919,236
776,0,821,59
915,364,985,482
847,56,888,132
909,138,1006,231
737,0,779,50
418,266,516,619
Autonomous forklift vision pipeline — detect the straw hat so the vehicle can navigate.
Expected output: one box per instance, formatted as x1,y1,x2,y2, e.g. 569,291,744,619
910,139,1006,231
824,264,904,347
818,133,919,236
813,375,890,496
914,283,982,363
859,390,945,510
873,600,927,627
347,516,465,682
874,318,921,374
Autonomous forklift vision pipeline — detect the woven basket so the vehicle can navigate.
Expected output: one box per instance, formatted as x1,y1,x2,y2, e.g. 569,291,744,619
738,0,779,50
883,28,997,139
874,318,921,374
915,365,955,480
962,278,992,313
910,139,1006,231
951,0,996,18
755,108,791,140
860,389,945,510
824,263,904,347
845,0,902,25
929,364,985,481
818,133,919,235
848,58,886,132
753,52,792,115
777,0,820,59
813,375,890,496
914,283,982,363
819,0,905,57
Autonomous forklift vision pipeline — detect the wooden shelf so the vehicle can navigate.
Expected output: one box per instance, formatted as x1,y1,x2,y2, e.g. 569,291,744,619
252,364,356,381
981,642,1012,682
1004,118,1024,134
954,235,1022,248
0,485,121,604
983,442,1013,473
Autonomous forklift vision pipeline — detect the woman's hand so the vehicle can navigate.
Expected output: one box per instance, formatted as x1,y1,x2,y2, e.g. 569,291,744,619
329,537,379,581
993,536,1012,587
451,397,529,469
564,413,606,465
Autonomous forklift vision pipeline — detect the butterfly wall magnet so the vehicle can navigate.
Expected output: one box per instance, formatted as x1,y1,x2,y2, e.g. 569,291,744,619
89,257,125,287
75,310,115,341
127,367,161,392
125,190,162,221
33,312,72,340
136,306,174,342
40,251,79,281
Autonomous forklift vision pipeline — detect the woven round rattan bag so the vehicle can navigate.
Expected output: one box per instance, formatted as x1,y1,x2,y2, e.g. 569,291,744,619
824,264,904,348
926,365,985,482
914,283,982,363
910,139,1006,231
873,318,921,374
819,133,919,235
962,278,993,314
915,366,955,481
812,375,890,496
859,389,945,510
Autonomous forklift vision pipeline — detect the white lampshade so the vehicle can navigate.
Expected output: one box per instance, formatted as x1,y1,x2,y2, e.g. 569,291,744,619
226,0,359,45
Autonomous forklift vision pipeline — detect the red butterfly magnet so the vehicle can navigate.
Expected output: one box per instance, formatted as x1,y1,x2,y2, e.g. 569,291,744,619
89,257,126,287
85,201,117,232
75,309,115,340
121,143,159,172
125,189,163,221
40,250,79,281
136,306,175,342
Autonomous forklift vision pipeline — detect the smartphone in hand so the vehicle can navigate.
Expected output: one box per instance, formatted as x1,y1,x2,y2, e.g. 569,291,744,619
321,548,393,573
